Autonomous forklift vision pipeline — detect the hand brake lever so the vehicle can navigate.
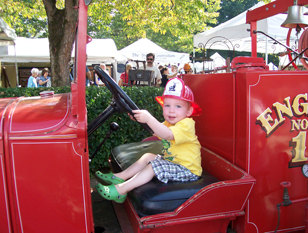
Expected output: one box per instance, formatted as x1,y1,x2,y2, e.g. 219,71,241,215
89,122,119,162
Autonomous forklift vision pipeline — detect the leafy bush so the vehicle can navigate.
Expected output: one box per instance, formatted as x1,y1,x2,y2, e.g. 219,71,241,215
0,86,163,173
0,86,71,98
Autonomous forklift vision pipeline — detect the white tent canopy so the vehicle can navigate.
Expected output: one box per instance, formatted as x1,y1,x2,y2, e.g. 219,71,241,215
211,52,226,67
0,38,50,63
118,38,190,64
194,2,307,55
0,18,17,46
73,38,118,63
0,38,118,63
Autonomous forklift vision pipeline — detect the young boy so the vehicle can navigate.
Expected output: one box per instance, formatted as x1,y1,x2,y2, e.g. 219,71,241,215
95,77,202,203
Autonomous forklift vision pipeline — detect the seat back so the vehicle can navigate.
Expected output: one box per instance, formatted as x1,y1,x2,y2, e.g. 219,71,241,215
128,70,154,86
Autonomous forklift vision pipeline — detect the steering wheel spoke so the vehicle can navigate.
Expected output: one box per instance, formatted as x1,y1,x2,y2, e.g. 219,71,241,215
94,65,154,134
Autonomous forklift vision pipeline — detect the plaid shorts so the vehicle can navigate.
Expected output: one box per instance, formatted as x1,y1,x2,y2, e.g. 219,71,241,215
150,155,199,183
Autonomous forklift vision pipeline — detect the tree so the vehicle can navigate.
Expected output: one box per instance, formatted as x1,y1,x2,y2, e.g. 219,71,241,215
88,0,220,52
209,0,258,26
42,0,78,86
1,0,220,86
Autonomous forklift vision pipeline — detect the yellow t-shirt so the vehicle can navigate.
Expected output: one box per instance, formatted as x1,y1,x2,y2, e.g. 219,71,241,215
161,118,202,176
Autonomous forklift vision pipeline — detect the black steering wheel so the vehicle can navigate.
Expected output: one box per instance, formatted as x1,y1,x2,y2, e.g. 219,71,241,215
94,65,154,134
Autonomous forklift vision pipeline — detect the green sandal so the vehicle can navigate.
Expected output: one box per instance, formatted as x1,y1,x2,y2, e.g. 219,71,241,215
95,171,124,185
95,184,127,203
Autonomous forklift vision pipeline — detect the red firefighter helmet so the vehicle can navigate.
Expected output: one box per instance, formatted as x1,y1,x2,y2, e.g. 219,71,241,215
155,77,202,116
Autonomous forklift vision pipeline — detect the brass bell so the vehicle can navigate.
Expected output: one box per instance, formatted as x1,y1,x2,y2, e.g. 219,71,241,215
281,4,308,29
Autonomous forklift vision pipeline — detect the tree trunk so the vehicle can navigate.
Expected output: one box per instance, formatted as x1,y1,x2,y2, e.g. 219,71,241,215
43,0,79,86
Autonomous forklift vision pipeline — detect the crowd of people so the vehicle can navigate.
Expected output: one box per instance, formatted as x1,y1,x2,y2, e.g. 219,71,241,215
117,52,193,88
27,53,193,88
27,67,51,88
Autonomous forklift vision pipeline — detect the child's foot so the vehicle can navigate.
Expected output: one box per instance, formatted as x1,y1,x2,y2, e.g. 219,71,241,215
95,171,124,185
95,184,127,203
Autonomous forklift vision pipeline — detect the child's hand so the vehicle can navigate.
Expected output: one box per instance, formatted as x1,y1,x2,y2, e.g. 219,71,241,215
131,109,174,140
128,112,135,121
131,109,152,124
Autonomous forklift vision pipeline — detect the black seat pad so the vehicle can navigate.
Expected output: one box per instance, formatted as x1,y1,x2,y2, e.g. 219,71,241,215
110,141,219,216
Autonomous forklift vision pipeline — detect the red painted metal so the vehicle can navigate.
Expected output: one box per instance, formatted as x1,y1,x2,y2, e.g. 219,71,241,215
235,70,308,232
246,0,308,23
121,147,255,233
0,98,15,233
306,204,308,233
231,56,268,70
2,93,93,233
250,21,257,57
2,1,308,233
183,66,308,232
286,28,302,70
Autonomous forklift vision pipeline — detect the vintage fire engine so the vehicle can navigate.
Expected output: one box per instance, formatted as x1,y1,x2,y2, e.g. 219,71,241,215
1,0,308,232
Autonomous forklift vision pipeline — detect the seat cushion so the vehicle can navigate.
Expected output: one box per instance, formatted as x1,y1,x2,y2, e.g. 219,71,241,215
111,140,163,171
110,140,219,216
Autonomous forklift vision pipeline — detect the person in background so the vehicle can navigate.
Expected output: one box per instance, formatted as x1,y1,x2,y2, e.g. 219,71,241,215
93,70,101,86
69,63,74,82
160,67,178,88
70,57,93,86
171,65,178,75
145,53,162,86
93,63,109,86
84,55,93,86
158,65,164,71
183,63,191,74
100,63,108,74
38,68,51,87
27,68,39,88
118,63,132,86
36,70,42,84
85,65,92,86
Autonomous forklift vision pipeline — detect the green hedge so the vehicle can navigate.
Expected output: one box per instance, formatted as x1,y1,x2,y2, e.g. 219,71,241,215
0,86,71,98
0,86,164,173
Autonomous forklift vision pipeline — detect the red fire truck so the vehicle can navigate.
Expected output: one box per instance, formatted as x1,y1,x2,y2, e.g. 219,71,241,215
1,0,308,232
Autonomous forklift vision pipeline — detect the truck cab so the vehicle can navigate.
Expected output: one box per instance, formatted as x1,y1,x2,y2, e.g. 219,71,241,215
1,0,308,232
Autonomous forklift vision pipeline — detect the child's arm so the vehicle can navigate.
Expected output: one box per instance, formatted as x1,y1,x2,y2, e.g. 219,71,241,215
131,109,174,140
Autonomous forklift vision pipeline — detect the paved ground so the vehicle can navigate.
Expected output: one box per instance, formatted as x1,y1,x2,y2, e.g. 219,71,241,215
91,178,122,233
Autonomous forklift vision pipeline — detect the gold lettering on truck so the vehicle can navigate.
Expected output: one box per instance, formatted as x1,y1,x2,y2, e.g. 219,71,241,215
256,93,308,166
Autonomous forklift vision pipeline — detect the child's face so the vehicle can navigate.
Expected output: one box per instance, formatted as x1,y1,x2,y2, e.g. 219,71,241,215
162,97,193,124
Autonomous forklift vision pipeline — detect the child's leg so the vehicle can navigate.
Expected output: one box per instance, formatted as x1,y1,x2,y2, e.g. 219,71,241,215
114,153,156,180
115,163,155,195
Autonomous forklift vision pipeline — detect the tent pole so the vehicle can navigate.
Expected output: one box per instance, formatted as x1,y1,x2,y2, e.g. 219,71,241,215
193,48,195,73
14,42,19,87
265,37,268,64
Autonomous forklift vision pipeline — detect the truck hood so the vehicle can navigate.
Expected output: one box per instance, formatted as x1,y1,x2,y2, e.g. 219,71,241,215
1,93,71,136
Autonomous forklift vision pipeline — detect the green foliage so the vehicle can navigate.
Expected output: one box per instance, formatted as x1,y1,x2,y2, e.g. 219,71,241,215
0,0,47,38
0,86,71,98
2,0,221,53
0,86,163,173
89,0,221,52
215,0,258,25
